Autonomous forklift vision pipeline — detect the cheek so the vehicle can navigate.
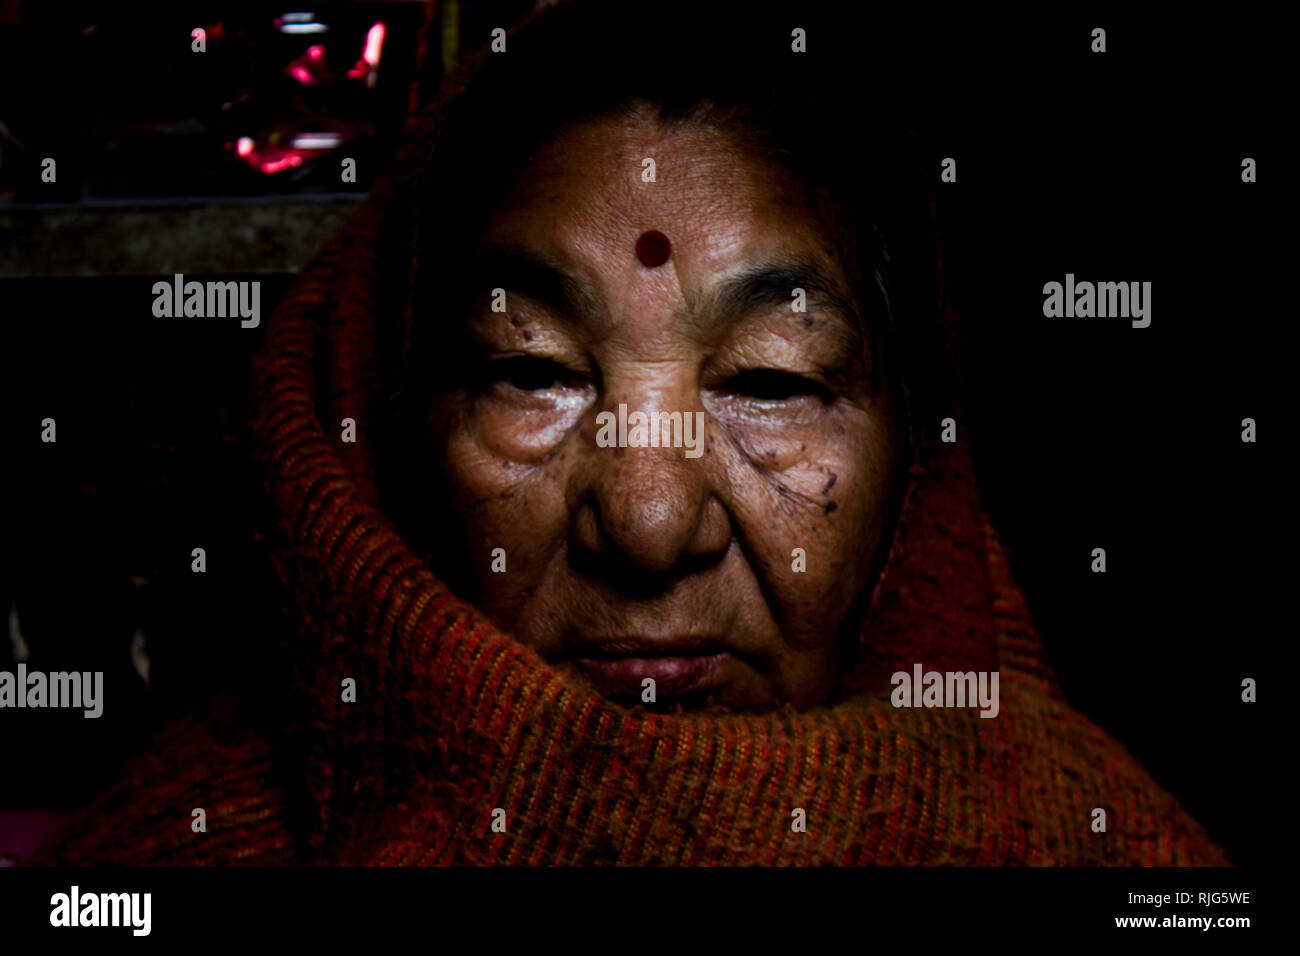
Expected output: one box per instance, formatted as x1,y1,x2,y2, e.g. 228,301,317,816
439,409,577,606
464,388,590,464
717,403,897,643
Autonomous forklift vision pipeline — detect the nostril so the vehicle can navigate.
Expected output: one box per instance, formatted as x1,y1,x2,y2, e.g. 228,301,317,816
569,485,731,593
569,498,605,557
605,488,703,572
569,547,725,599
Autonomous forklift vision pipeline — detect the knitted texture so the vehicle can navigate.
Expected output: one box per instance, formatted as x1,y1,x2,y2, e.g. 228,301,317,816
32,10,1228,867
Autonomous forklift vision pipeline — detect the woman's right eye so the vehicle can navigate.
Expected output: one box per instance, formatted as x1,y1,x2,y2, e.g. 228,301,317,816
486,355,578,392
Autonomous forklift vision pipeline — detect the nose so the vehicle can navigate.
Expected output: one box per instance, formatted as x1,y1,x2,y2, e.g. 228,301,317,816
571,394,730,583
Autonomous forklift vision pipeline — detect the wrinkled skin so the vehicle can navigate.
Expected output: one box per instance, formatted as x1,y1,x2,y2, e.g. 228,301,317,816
427,108,904,711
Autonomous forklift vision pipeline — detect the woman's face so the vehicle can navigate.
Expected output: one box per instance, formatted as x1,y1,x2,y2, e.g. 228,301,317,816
428,111,904,711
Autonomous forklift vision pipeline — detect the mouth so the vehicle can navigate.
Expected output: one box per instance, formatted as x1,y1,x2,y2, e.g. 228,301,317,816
559,638,732,699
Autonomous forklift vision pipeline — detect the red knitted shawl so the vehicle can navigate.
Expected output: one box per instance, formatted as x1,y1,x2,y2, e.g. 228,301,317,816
33,52,1228,869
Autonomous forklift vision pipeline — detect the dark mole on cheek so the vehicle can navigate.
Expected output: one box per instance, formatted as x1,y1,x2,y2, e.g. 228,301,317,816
824,501,838,514
822,472,837,494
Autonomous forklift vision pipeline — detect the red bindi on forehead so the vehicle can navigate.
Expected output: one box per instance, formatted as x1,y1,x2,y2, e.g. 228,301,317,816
635,230,672,268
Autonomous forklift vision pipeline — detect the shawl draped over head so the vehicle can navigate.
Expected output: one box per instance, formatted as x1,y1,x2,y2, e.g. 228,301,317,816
33,1,1228,867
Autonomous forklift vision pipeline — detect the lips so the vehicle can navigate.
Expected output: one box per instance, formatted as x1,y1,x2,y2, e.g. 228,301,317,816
563,638,730,698
575,653,726,697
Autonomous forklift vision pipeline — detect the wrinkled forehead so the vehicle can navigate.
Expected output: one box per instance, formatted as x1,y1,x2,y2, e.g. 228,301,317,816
469,113,861,320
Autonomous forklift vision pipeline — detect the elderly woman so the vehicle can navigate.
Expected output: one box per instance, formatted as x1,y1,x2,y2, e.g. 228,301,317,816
34,0,1226,865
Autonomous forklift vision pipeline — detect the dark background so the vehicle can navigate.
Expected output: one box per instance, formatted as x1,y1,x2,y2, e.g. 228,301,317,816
0,3,1284,866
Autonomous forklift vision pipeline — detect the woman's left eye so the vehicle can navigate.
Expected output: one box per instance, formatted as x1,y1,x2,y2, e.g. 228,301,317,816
718,369,831,402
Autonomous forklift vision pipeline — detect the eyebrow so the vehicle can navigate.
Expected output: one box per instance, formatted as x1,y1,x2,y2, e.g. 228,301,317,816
467,245,606,327
466,246,863,350
699,259,864,345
